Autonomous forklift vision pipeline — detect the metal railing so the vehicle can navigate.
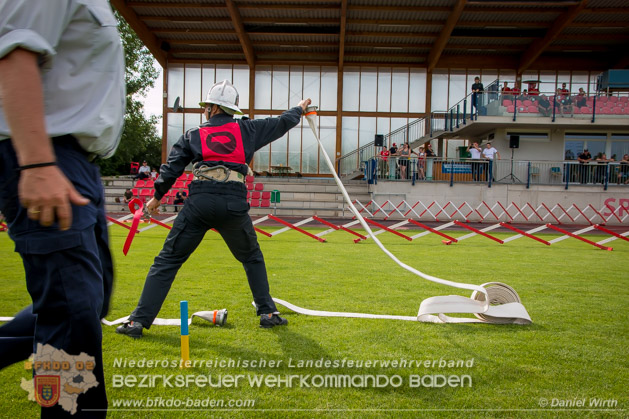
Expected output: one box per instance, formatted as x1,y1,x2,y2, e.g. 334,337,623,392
363,157,629,191
337,117,427,176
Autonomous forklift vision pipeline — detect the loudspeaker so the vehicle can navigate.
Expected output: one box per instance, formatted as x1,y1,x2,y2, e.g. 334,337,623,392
374,134,384,147
509,135,520,149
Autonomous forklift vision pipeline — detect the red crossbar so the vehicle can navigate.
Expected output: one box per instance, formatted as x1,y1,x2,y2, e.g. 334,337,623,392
364,218,412,241
434,202,451,219
572,204,592,225
453,220,504,244
482,201,500,221
106,215,132,230
546,223,612,251
419,201,436,218
511,202,528,221
499,222,550,246
541,203,561,224
403,201,421,218
148,217,172,230
385,201,406,220
497,201,513,221
556,203,575,223
254,227,272,237
268,215,326,243
593,224,629,242
313,216,367,240
408,219,458,242
527,203,544,222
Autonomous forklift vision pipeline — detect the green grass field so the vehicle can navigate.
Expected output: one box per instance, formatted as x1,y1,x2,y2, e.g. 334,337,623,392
1,224,628,418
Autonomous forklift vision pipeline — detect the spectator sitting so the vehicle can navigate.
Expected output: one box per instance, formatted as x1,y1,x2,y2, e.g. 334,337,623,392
576,88,587,108
617,154,629,184
528,83,539,96
519,89,529,101
135,160,151,180
150,168,158,180
538,94,552,117
173,190,187,212
123,188,134,204
555,88,573,117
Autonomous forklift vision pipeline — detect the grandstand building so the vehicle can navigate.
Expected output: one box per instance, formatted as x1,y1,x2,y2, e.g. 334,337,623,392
113,0,629,209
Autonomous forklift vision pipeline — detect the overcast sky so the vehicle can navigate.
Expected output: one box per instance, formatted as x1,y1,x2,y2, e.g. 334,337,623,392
141,60,164,136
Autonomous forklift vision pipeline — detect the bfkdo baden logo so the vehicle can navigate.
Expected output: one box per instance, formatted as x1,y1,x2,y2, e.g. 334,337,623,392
34,375,61,407
22,343,99,415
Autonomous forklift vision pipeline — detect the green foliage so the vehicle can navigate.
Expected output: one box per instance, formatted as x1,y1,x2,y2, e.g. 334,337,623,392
1,227,628,417
96,12,162,176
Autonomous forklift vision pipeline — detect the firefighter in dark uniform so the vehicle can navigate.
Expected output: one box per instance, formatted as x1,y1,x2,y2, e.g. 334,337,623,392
117,80,311,337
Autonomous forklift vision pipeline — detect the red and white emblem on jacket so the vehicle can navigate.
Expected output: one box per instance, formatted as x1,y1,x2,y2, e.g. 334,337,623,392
199,122,246,164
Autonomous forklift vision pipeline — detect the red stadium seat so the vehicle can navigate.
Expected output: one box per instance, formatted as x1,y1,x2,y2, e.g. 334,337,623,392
254,183,264,191
261,199,271,208
140,188,153,197
518,106,528,113
251,191,261,199
608,96,618,103
131,188,138,196
523,100,533,107
245,175,255,184
612,107,623,114
145,180,154,188
135,180,146,188
528,105,537,113
250,199,260,207
600,107,612,114
623,107,629,115
619,96,628,103
186,173,194,181
581,106,590,114
502,99,512,107
246,191,251,199
598,96,608,103
261,191,271,199
573,107,581,114
177,174,187,181
246,183,254,191
174,180,185,189
507,105,515,113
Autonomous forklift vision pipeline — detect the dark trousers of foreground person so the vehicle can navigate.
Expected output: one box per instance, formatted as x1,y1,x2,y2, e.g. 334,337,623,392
0,138,110,418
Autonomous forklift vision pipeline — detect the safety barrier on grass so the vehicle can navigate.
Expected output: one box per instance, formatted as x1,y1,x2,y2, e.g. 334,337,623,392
107,198,629,253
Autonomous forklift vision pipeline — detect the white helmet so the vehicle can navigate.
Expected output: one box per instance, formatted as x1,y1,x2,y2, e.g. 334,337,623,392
199,79,243,115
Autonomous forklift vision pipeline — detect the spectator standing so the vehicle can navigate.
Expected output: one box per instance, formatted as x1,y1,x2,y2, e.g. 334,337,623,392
0,0,125,416
417,146,426,180
378,146,389,178
471,76,484,117
388,142,398,179
577,148,592,183
555,88,573,117
467,142,483,181
135,160,150,179
617,154,629,184
397,143,414,180
482,142,500,181
425,143,436,158
595,153,613,184
501,81,511,98
528,82,539,97
115,80,311,338
511,82,521,97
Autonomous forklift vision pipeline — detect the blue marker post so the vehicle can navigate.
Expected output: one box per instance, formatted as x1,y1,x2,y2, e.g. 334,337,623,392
180,300,190,368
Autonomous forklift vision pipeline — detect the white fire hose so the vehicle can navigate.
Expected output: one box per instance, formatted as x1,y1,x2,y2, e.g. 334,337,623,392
270,106,532,325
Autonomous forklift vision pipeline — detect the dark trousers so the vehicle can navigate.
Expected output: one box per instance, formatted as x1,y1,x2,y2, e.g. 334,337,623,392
0,137,110,418
129,181,278,328
471,161,483,181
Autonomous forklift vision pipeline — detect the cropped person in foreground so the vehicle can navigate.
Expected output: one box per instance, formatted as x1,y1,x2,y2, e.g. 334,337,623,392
0,0,125,416
117,80,311,338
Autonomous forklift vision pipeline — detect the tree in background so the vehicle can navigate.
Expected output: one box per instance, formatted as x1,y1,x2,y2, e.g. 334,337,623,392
97,12,162,176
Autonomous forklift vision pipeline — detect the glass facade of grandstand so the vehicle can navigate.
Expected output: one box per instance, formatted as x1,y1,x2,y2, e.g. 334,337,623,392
165,65,629,182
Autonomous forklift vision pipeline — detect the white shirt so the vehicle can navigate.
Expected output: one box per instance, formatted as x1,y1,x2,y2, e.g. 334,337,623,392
0,0,126,158
483,147,499,160
469,147,482,159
